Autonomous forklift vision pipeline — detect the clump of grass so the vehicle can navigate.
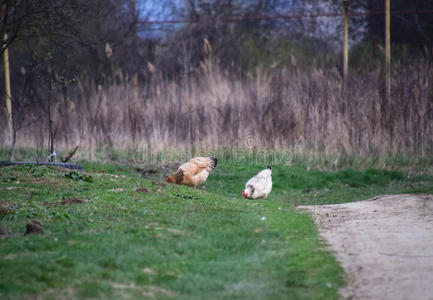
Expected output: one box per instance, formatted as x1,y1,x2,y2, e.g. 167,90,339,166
63,170,94,182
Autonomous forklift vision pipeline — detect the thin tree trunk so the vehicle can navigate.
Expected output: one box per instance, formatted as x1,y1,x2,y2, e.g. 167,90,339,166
49,120,55,162
10,125,16,161
3,33,13,156
385,0,391,104
343,0,349,85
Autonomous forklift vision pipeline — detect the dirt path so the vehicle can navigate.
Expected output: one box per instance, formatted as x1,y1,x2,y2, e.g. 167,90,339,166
298,194,433,300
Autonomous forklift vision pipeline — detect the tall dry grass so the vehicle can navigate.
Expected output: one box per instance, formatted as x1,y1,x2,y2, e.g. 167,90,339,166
4,59,433,165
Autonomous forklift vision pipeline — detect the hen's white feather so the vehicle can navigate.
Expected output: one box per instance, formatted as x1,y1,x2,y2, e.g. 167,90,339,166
244,167,272,199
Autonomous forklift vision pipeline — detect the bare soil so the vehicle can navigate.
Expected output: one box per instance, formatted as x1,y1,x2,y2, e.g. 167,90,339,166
61,197,84,205
25,219,45,235
135,187,150,193
299,194,433,300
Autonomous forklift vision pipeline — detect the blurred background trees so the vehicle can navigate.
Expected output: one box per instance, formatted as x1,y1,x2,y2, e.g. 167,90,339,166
2,0,432,88
1,0,432,162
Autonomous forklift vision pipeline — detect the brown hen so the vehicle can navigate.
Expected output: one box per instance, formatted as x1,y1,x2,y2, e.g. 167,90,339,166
166,157,217,188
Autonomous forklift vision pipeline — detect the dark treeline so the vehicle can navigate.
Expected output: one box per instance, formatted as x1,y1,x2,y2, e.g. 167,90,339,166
2,0,432,85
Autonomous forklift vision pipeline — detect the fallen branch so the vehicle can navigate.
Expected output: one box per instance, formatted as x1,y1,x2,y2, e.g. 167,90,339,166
61,146,79,163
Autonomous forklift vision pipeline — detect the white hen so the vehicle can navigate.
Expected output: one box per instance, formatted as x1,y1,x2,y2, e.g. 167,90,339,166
242,166,272,199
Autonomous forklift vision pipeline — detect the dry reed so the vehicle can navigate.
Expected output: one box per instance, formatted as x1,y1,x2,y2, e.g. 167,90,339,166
3,59,433,165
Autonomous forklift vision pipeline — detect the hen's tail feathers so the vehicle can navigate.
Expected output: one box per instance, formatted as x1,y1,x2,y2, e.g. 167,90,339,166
267,165,272,170
211,157,218,169
175,169,184,184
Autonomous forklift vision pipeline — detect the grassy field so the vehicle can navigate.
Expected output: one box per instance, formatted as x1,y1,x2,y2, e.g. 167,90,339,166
1,160,433,299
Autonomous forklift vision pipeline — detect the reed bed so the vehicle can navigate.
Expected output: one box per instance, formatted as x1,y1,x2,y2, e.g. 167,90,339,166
3,59,433,167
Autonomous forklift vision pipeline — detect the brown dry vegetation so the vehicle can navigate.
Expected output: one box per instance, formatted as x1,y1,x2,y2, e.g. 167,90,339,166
5,59,433,164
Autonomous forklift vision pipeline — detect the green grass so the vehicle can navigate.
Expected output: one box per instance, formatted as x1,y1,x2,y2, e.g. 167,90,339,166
206,161,433,204
1,160,433,300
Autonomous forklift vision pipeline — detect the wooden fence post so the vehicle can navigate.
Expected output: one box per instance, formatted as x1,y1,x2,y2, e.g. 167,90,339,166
385,0,391,103
343,0,349,85
3,33,13,149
